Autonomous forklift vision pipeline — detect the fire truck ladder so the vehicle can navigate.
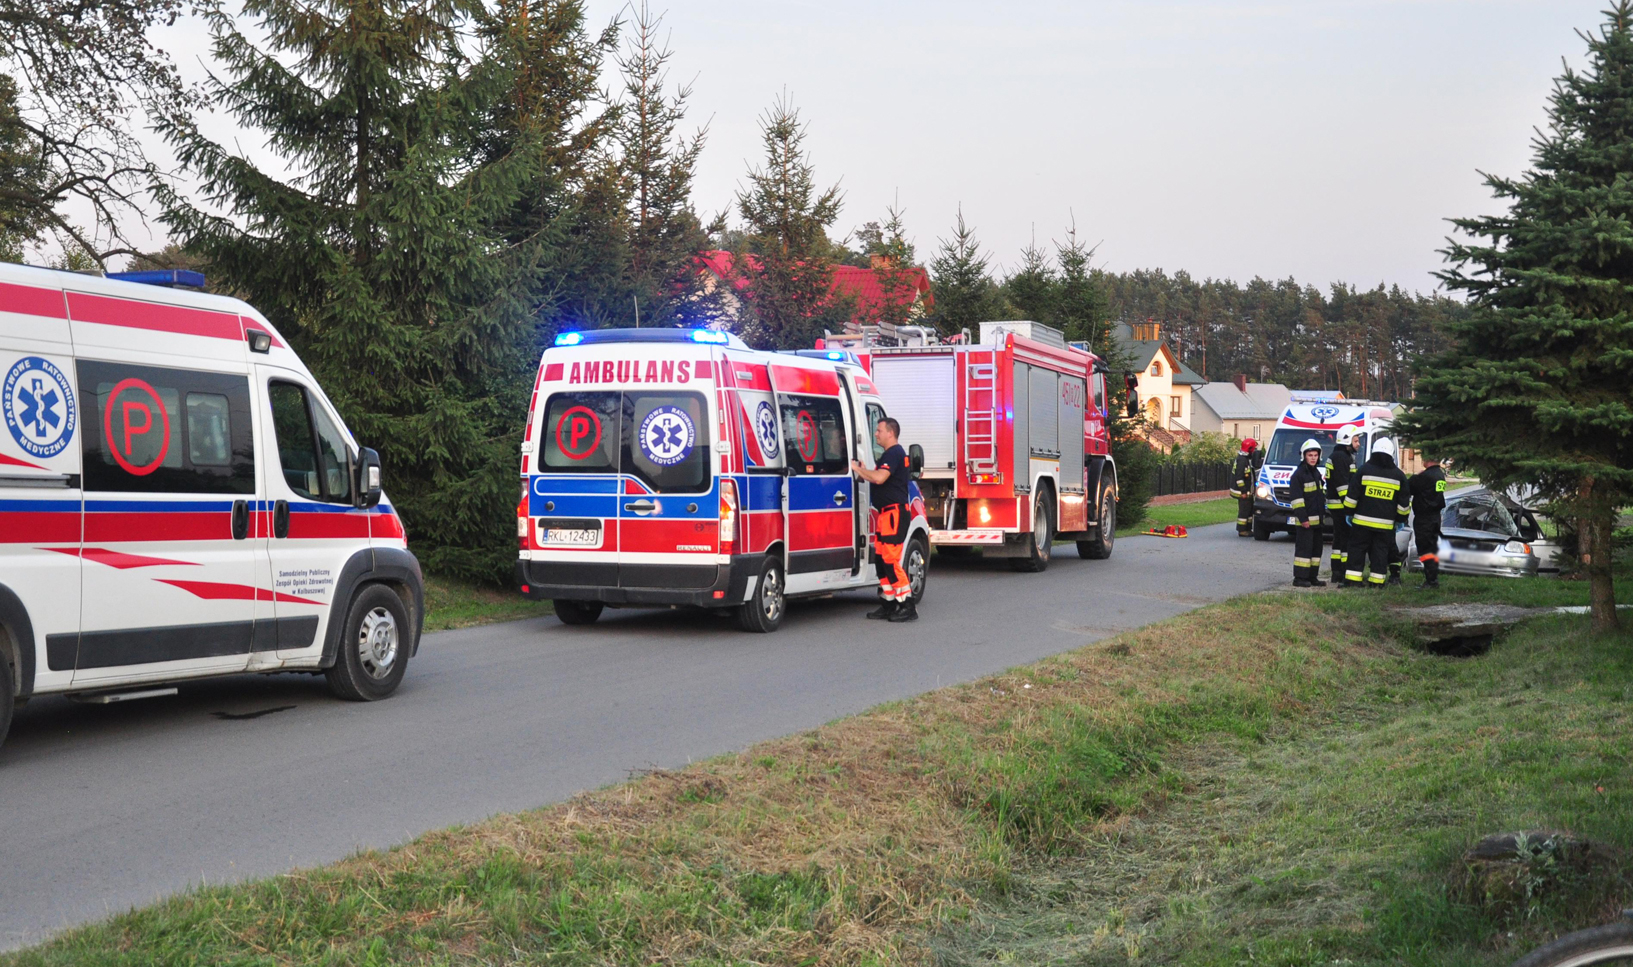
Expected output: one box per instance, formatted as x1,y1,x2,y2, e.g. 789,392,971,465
964,358,999,476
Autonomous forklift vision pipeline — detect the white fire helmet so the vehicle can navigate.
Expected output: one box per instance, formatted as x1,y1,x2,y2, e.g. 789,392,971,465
1336,425,1357,445
1301,438,1323,456
1372,437,1397,460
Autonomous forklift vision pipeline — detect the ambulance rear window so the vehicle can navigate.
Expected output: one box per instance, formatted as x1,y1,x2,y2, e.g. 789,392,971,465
779,395,847,475
541,392,619,471
623,392,709,493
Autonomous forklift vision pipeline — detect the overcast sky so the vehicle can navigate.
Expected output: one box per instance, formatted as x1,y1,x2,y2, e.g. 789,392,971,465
136,0,1609,294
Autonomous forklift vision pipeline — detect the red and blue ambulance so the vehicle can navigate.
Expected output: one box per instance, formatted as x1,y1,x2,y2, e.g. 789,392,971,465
0,261,422,750
516,328,929,632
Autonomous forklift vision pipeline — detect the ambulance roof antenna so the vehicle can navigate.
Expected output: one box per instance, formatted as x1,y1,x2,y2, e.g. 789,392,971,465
633,295,640,328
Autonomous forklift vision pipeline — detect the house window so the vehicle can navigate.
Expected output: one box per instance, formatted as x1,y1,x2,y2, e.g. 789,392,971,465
1150,361,1162,377
1233,423,1240,437
1253,424,1262,439
1170,395,1181,418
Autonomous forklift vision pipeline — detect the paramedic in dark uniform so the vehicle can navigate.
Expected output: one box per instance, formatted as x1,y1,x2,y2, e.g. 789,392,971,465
1409,455,1449,589
1289,438,1326,587
1324,425,1358,584
851,417,917,622
1340,437,1411,588
1229,438,1260,537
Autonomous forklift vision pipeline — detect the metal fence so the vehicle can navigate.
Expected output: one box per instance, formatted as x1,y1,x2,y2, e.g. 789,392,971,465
1147,461,1231,497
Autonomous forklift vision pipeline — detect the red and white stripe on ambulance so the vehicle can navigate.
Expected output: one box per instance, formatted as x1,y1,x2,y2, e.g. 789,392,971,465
0,266,404,695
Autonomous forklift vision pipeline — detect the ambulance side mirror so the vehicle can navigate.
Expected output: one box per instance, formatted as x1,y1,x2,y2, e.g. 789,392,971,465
354,447,383,509
907,444,924,480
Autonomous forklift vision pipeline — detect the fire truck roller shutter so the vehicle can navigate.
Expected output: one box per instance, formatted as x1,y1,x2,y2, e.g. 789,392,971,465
1059,375,1086,493
868,357,957,470
1011,361,1029,491
1028,366,1059,457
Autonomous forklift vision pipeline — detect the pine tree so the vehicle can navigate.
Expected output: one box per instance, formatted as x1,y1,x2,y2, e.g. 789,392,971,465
1396,3,1633,631
609,1,715,328
864,202,922,328
1003,234,1057,324
927,206,1008,335
157,0,609,582
0,73,45,259
733,94,849,348
1054,220,1107,349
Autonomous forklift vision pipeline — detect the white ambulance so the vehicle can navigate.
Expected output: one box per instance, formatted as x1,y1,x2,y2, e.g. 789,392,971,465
517,328,930,632
0,262,423,750
1250,398,1400,539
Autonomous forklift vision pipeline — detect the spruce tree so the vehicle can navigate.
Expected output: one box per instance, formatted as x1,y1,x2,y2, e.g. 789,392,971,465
158,0,606,582
927,207,1008,335
864,202,922,328
733,94,850,349
1003,234,1058,324
1395,3,1633,631
1055,221,1108,349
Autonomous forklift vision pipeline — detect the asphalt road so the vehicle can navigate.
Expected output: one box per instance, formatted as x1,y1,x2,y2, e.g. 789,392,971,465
0,522,1290,949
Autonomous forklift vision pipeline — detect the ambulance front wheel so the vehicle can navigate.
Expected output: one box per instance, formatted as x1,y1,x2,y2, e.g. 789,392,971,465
0,641,13,751
325,584,410,702
736,557,785,633
554,600,604,626
905,536,929,603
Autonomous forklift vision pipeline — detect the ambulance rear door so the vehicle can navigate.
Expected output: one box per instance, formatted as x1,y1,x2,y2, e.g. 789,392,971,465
531,379,621,590
615,346,719,591
771,361,856,594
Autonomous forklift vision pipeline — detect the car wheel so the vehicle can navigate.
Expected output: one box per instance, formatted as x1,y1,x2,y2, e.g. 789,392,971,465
905,536,930,603
1011,494,1054,572
325,584,411,702
554,600,604,626
1078,481,1117,560
1253,519,1273,541
736,556,786,633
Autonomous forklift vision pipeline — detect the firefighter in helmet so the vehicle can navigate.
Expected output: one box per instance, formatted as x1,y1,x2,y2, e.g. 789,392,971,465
1408,455,1449,589
1324,425,1359,583
851,417,918,622
1289,438,1326,587
1229,438,1261,537
1340,437,1410,588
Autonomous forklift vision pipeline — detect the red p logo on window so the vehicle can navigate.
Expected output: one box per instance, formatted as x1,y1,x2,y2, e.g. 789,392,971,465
555,406,603,460
102,378,171,476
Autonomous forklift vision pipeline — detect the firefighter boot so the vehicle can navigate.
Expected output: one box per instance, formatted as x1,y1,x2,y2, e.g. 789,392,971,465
1293,566,1311,588
866,600,898,620
1418,558,1440,590
888,599,919,622
1386,564,1403,587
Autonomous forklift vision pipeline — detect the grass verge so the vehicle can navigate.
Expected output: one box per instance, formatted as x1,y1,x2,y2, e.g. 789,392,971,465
422,573,553,632
8,572,1629,966
1117,496,1239,536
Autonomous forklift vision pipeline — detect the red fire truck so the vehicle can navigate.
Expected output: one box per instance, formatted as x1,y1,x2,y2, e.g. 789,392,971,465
827,321,1118,570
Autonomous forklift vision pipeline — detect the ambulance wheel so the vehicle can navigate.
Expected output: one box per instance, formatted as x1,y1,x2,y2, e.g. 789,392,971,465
1253,519,1273,541
325,584,410,702
736,557,785,633
554,600,604,626
0,642,13,750
1078,482,1117,560
1010,496,1054,572
905,536,930,604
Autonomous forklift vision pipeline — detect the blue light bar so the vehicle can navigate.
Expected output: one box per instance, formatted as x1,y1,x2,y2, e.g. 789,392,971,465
826,351,845,360
546,328,747,349
107,269,207,289
554,331,583,346
690,329,729,345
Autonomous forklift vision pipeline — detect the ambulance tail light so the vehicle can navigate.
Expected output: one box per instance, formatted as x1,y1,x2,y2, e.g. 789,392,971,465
517,478,530,549
719,478,738,554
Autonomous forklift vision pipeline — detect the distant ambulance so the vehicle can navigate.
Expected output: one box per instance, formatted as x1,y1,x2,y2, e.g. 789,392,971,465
0,262,422,750
517,328,930,632
1251,398,1399,540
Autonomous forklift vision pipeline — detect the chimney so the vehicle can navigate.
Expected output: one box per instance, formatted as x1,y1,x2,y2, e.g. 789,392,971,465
1232,373,1247,392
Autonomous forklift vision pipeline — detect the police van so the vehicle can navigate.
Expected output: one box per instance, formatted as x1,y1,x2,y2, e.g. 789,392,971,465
0,262,423,749
517,328,930,632
1251,398,1399,539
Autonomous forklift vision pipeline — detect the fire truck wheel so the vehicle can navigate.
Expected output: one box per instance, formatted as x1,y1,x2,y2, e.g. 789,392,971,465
554,600,604,626
1011,496,1055,572
1078,483,1117,560
0,642,13,751
905,536,929,603
325,584,410,702
736,557,786,633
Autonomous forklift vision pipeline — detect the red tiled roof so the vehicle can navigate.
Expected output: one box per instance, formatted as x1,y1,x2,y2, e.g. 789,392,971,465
696,250,933,323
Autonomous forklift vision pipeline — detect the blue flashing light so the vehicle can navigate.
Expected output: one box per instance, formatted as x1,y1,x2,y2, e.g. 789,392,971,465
690,329,729,345
825,351,845,360
107,269,207,289
554,331,583,347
